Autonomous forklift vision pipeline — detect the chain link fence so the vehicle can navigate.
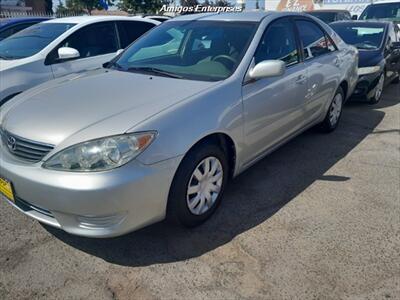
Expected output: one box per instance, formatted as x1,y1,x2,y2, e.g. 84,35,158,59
0,10,86,18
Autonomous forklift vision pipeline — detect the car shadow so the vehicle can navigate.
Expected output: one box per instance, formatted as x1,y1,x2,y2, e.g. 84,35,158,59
43,87,397,267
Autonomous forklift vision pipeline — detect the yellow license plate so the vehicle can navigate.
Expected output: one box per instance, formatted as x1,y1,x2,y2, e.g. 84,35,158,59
0,177,14,202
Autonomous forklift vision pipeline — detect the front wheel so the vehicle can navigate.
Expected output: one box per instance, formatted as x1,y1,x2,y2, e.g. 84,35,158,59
319,86,344,133
167,143,228,227
391,72,399,84
368,73,384,104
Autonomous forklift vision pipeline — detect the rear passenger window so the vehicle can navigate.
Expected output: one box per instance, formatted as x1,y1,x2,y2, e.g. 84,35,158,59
326,37,336,52
296,20,335,60
59,22,118,58
254,18,299,66
117,21,156,48
343,13,351,20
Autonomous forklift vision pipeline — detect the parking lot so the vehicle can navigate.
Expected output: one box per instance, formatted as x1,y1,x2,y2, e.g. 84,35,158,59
0,83,399,299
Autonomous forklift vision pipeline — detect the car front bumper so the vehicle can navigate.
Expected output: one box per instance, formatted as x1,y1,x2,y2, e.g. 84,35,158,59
352,73,381,98
0,144,182,238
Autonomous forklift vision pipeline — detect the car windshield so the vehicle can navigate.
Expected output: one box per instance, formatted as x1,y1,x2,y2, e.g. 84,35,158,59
330,23,385,50
0,19,10,27
309,12,336,23
113,21,258,81
359,3,400,21
0,22,75,60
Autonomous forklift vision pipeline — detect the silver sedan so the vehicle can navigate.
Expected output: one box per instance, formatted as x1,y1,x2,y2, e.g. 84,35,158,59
0,11,358,237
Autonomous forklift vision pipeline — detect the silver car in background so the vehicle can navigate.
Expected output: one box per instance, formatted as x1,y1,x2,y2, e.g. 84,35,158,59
0,12,358,238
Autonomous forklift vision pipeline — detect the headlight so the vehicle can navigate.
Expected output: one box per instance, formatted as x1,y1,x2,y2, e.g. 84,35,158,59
358,66,381,76
43,132,156,172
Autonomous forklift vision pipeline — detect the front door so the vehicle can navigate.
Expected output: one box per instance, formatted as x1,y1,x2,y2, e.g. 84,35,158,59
242,17,309,165
49,21,119,78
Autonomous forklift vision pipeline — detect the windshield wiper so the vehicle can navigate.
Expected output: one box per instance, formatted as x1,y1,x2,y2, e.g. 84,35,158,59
106,61,124,70
127,66,183,79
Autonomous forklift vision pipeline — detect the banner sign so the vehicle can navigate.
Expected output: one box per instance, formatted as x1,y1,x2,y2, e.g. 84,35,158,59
269,0,373,15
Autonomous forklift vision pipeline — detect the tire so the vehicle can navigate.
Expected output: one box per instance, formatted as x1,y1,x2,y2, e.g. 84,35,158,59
319,86,344,133
391,73,399,84
167,142,229,227
368,73,385,104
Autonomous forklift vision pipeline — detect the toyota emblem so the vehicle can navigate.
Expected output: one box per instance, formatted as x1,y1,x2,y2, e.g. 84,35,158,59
7,136,17,151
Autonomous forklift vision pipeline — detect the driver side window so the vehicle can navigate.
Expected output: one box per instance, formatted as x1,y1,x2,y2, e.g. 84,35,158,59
254,18,299,66
57,22,118,60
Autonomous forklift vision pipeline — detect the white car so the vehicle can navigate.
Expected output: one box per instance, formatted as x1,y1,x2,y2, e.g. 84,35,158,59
0,16,159,105
144,15,172,22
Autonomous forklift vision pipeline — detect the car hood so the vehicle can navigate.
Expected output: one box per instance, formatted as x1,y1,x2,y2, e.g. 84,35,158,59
1,69,218,146
358,49,383,68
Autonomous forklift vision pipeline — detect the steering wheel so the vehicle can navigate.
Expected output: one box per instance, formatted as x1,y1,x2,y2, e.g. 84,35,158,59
211,55,237,69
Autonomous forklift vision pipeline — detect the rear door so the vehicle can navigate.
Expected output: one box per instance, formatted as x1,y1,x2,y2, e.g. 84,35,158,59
48,21,119,78
294,18,341,123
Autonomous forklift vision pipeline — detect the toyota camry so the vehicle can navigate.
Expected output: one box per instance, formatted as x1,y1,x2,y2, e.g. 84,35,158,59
0,12,358,237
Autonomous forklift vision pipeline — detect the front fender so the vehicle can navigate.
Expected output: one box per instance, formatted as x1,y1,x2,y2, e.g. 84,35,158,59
0,59,53,104
132,78,244,173
342,46,359,101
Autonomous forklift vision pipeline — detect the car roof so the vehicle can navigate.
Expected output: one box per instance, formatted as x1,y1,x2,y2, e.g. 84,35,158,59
0,17,50,27
365,0,399,5
330,20,391,26
43,15,159,25
306,9,349,13
144,15,171,19
172,11,307,22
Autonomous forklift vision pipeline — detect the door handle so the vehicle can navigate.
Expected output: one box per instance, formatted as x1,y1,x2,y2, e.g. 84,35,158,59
295,75,307,85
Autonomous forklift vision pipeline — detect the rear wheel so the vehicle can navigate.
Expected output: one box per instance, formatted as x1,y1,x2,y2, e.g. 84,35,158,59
319,86,344,133
167,142,228,227
368,73,384,104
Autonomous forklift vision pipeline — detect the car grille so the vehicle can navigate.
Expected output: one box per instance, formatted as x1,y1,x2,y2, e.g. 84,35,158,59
0,129,54,162
15,197,54,218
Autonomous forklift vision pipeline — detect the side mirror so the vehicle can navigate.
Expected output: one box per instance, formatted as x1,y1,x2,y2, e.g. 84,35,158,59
352,15,358,20
249,60,285,80
58,47,80,60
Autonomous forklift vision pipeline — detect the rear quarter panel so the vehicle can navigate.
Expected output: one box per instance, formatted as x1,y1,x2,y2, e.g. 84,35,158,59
322,22,359,100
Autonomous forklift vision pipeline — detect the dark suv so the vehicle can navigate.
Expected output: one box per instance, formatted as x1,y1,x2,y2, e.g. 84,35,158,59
306,10,352,24
359,2,400,23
